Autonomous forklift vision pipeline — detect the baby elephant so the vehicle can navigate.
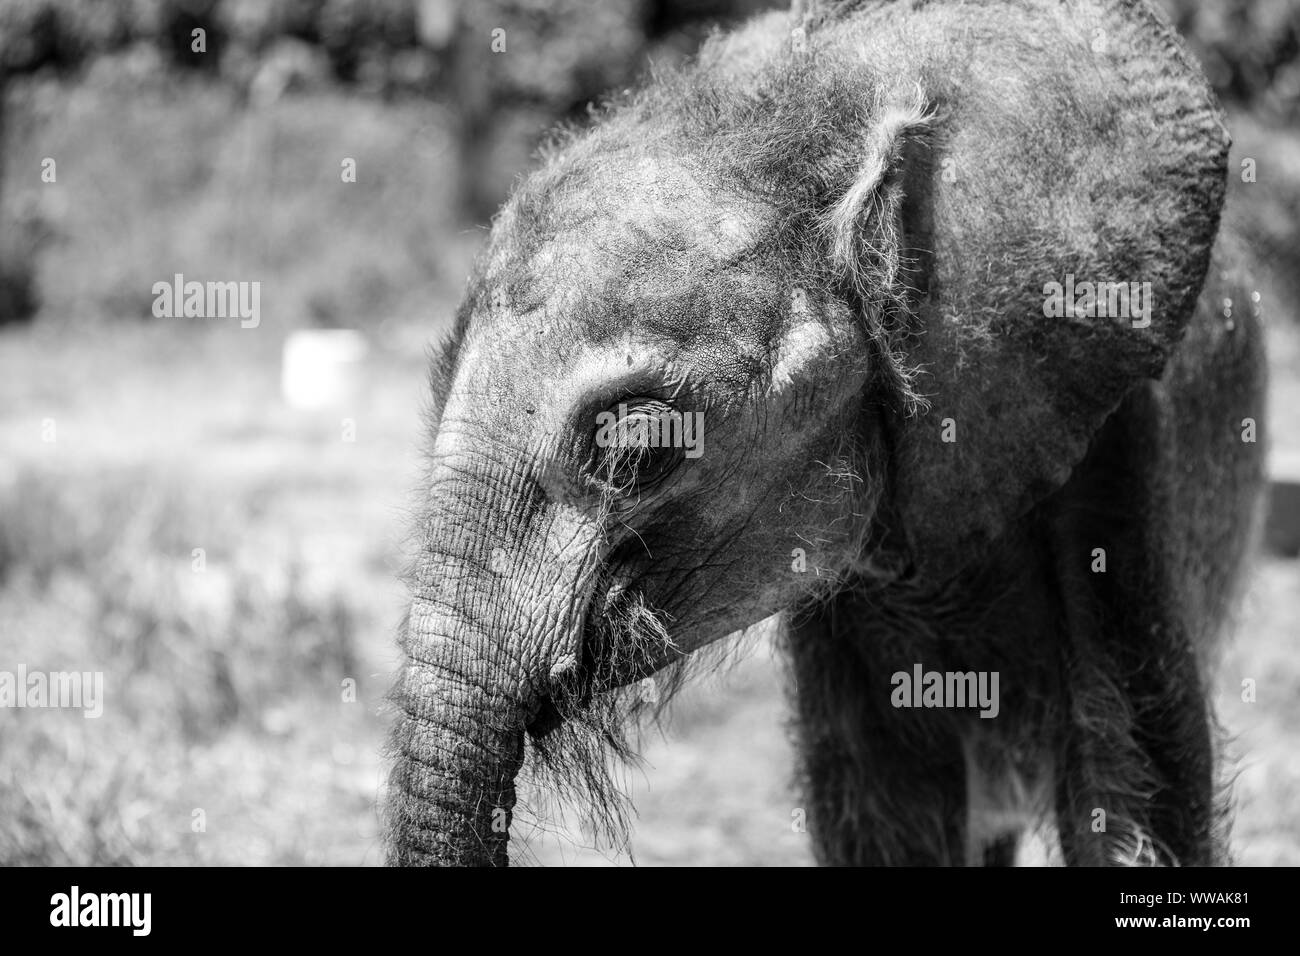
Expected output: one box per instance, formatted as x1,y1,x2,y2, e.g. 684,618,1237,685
387,0,1266,866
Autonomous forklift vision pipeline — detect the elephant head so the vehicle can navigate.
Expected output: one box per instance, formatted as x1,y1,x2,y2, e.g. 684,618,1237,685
386,0,1228,865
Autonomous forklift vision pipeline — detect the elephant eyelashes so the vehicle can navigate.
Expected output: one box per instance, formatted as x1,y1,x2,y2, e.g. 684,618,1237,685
589,398,684,499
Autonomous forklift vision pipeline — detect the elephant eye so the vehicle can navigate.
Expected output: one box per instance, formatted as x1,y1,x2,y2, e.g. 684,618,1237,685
590,398,683,498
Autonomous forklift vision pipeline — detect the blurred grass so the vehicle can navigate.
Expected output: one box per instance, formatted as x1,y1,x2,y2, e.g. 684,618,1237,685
0,323,427,865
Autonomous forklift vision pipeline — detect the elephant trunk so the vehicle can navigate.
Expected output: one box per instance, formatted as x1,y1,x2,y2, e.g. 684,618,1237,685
386,588,529,867
386,431,605,865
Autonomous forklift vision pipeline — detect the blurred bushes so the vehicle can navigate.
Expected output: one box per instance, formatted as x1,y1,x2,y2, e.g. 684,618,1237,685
1165,0,1300,123
0,247,37,325
1,1,1294,112
0,0,773,94
0,75,470,328
0,1,781,211
0,0,780,325
2,0,1289,109
0,0,1295,324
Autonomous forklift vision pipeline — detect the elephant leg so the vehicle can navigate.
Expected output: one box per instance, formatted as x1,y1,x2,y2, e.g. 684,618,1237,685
784,592,969,866
1050,386,1226,867
1053,637,1220,866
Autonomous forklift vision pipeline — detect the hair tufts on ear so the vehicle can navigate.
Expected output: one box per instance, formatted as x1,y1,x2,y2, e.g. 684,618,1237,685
824,88,932,304
821,86,933,415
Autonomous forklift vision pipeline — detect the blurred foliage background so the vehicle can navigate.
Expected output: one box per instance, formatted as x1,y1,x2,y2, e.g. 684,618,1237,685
0,0,1297,326
0,0,1296,865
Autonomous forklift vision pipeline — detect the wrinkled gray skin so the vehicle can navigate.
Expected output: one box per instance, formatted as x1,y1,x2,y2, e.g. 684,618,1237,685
387,0,1266,866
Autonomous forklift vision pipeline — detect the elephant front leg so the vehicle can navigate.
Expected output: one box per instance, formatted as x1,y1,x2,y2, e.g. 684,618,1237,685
1049,392,1227,867
1053,632,1223,867
784,593,969,866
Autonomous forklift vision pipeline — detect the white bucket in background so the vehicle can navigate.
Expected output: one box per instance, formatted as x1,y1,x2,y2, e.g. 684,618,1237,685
280,329,369,410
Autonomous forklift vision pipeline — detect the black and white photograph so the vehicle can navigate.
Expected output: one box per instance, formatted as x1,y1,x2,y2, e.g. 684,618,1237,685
0,0,1297,903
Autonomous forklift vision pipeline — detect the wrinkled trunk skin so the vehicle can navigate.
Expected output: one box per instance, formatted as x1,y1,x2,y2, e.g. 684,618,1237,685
387,574,528,866
387,334,607,865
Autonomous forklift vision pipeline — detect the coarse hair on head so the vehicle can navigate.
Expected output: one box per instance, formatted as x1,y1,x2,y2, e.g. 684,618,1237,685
528,28,937,415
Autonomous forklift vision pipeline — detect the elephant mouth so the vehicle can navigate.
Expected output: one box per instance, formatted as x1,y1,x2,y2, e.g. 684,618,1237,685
524,573,675,740
524,594,610,740
523,576,608,741
525,695,567,739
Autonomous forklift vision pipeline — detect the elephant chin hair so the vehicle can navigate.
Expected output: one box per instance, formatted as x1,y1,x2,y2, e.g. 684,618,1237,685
512,440,890,860
511,592,760,862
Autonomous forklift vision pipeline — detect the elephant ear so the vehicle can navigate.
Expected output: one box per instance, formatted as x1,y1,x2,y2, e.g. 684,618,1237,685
826,5,1231,581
